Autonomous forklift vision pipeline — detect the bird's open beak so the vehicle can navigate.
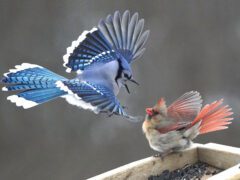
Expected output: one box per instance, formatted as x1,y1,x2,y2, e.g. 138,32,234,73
146,108,153,116
129,78,139,86
124,84,130,94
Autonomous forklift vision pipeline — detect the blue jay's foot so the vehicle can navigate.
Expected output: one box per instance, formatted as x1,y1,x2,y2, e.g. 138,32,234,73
107,112,115,117
126,115,143,122
122,105,128,110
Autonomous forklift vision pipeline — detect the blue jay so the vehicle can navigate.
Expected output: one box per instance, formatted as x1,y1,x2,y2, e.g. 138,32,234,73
1,10,149,120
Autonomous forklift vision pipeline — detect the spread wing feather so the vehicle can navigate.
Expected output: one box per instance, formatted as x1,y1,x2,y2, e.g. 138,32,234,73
63,10,149,73
167,91,203,123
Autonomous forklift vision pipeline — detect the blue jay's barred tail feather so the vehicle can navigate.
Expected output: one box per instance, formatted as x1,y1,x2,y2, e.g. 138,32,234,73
1,63,67,108
98,10,150,62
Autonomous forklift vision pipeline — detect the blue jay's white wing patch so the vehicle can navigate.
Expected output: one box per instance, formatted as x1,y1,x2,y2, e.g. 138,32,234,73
56,79,128,117
98,10,150,63
56,81,97,112
63,27,118,73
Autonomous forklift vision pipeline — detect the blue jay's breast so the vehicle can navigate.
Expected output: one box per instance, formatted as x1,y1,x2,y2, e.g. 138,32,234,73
78,60,120,95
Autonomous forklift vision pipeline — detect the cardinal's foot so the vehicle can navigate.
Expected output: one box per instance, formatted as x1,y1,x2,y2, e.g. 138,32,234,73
153,153,165,161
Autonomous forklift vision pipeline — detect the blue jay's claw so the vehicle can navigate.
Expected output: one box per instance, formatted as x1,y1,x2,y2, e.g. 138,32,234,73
125,115,144,122
107,112,114,117
129,78,139,86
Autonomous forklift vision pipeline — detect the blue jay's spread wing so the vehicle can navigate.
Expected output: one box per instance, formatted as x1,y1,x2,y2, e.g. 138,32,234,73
63,28,119,73
98,10,149,63
63,10,149,73
56,79,137,120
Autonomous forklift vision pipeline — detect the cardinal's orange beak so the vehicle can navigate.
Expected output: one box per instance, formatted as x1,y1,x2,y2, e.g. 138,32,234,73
146,108,153,116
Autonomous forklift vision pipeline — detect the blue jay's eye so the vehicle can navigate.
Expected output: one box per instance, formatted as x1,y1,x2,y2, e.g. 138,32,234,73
124,73,132,80
152,109,159,115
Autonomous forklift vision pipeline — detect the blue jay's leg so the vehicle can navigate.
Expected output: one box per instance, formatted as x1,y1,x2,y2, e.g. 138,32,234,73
107,111,114,117
1,63,67,108
122,105,128,110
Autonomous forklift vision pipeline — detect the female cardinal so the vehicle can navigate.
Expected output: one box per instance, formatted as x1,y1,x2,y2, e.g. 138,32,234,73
142,91,233,158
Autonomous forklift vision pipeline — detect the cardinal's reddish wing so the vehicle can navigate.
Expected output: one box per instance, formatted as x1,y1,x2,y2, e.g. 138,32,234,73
167,91,203,123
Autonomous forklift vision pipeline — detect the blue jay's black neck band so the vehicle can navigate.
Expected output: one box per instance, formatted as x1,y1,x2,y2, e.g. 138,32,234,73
115,59,123,86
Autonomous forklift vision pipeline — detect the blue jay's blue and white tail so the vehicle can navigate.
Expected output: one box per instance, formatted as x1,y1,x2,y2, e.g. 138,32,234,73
1,63,67,108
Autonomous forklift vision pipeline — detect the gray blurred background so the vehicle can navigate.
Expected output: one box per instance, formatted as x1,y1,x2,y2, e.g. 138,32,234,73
0,0,240,179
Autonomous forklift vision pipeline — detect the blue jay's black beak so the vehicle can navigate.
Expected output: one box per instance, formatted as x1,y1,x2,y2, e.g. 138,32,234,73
123,78,139,94
124,84,130,94
129,78,139,86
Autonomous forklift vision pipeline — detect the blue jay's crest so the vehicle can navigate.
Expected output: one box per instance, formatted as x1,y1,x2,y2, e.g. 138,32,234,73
56,79,127,117
63,10,149,73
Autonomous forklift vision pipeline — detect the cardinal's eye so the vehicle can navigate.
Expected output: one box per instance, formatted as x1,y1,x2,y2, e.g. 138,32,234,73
152,110,159,115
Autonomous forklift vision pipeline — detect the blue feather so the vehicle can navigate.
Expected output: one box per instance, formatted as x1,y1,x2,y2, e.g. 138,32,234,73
2,66,66,91
18,88,66,104
61,80,126,116
64,28,118,72
2,64,68,108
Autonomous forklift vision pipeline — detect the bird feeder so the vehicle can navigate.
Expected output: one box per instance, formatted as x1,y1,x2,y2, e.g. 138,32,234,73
89,143,240,180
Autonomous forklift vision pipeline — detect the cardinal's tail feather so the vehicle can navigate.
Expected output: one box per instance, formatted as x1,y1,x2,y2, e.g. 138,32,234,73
191,99,233,134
